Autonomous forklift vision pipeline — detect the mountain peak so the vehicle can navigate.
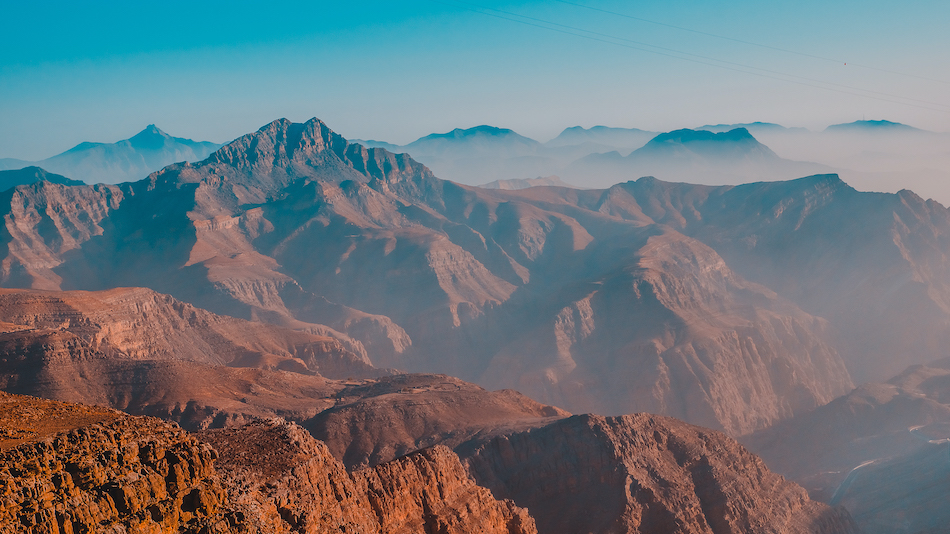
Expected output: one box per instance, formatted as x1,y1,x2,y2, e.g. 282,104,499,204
825,120,922,133
129,124,172,150
650,127,757,145
407,125,541,148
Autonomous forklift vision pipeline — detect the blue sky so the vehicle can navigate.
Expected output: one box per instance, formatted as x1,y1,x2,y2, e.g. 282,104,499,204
2,0,949,159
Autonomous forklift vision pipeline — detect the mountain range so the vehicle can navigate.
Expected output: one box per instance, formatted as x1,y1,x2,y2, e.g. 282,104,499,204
0,125,221,184
3,115,950,532
0,117,864,437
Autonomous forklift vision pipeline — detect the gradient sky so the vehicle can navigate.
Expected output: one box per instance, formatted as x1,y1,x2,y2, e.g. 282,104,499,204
2,0,949,160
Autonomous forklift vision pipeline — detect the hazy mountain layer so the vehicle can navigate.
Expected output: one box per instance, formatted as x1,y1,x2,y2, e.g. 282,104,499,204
593,174,950,382
563,127,833,188
0,125,221,184
477,175,578,190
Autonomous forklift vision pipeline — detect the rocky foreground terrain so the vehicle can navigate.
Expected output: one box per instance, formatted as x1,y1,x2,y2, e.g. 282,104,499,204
0,391,533,534
0,391,855,533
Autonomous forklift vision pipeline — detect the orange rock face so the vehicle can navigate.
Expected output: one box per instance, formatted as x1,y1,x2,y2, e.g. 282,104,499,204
0,393,536,534
0,393,223,534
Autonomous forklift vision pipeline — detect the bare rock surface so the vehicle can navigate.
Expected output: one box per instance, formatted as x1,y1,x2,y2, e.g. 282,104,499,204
0,392,535,534
0,392,225,534
464,413,858,534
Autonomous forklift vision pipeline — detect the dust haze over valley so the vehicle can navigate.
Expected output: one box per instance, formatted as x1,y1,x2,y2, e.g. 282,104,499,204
3,1,950,533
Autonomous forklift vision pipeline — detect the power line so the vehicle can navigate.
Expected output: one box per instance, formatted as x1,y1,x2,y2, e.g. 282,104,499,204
554,0,950,86
434,0,950,114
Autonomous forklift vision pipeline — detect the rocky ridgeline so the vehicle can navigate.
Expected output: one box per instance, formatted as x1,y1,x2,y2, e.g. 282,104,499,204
0,393,535,534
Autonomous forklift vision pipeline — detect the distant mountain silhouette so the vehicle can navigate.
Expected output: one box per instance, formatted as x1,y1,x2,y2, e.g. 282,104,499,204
565,127,831,187
0,125,221,184
545,125,656,150
698,122,809,134
824,119,925,133
477,175,578,190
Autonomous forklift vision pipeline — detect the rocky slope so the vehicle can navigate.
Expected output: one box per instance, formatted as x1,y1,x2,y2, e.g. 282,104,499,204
0,392,534,534
463,413,857,534
0,286,379,380
0,118,859,435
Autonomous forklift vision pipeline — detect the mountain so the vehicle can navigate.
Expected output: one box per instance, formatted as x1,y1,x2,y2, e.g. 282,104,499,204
357,124,653,186
744,358,950,534
0,389,857,534
585,174,950,383
0,125,221,184
0,166,84,191
544,125,656,150
824,119,926,133
0,118,858,436
564,128,833,187
477,175,579,190
698,122,810,134
363,125,562,185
